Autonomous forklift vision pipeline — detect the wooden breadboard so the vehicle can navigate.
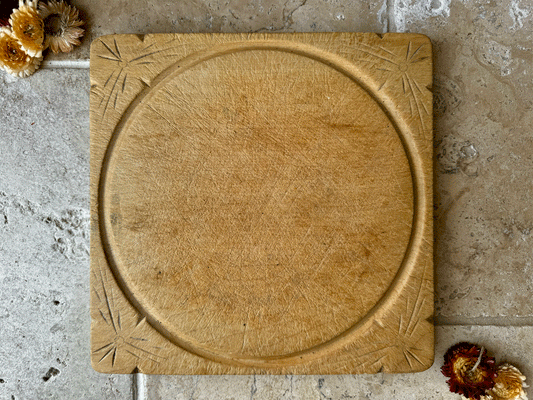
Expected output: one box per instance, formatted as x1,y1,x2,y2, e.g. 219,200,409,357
90,32,433,374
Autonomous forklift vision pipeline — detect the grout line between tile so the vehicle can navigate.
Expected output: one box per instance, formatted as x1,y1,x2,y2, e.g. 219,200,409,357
386,0,396,32
435,315,533,326
133,372,147,400
41,59,90,69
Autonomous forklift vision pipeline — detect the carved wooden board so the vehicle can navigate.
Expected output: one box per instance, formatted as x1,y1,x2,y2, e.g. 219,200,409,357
90,33,433,375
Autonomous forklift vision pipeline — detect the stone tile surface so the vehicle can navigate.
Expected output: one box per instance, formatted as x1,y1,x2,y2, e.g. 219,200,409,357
2,0,533,398
144,326,532,400
0,70,132,400
45,0,386,61
392,0,533,319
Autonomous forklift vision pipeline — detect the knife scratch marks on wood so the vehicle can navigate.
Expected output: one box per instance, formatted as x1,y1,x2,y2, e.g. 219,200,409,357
147,103,176,128
356,346,392,360
240,312,250,352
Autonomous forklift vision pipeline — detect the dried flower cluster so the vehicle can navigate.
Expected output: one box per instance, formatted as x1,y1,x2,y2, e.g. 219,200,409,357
442,342,528,400
0,0,83,78
0,26,42,77
0,0,43,77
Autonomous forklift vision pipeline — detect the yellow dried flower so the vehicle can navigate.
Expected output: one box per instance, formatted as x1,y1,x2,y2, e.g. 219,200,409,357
487,363,528,400
9,0,44,57
38,0,84,54
0,26,42,77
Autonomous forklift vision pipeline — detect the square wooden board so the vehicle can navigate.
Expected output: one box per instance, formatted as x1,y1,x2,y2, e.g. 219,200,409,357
90,32,433,375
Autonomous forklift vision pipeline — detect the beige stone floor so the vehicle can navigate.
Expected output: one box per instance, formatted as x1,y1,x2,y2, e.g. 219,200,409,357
1,0,532,399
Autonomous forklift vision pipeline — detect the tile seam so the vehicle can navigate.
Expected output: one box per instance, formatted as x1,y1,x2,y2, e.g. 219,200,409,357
133,372,147,400
386,0,396,32
41,60,90,69
435,316,533,326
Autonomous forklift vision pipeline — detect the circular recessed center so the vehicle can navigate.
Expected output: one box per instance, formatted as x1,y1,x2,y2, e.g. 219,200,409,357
102,48,414,360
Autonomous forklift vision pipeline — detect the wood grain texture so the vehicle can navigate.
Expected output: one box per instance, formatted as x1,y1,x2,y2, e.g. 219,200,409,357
90,32,433,374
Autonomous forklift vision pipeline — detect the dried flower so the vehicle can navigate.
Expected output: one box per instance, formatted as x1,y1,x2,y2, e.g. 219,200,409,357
442,342,497,400
9,0,44,57
38,0,83,53
485,363,529,400
0,26,42,77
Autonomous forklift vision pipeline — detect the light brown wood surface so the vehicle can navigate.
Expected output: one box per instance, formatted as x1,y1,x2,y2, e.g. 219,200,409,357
90,32,433,374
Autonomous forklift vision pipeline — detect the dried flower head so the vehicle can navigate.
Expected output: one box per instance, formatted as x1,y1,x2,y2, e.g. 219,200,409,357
442,342,497,400
0,26,42,77
38,0,84,53
9,0,44,57
486,363,529,400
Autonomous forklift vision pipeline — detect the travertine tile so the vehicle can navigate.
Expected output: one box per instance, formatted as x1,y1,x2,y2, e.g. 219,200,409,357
144,326,532,399
145,376,255,400
392,0,533,319
2,0,532,398
0,70,132,399
45,0,386,61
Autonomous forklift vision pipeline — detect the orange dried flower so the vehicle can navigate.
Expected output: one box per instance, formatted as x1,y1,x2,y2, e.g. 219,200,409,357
38,0,84,53
442,342,497,400
9,0,44,57
0,26,42,77
486,363,528,400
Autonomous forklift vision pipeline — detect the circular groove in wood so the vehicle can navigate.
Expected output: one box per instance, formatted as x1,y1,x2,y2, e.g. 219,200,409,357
98,41,425,367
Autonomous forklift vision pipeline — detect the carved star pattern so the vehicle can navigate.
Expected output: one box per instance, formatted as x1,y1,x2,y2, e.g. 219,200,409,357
92,267,166,368
91,37,179,118
349,259,432,373
356,40,432,132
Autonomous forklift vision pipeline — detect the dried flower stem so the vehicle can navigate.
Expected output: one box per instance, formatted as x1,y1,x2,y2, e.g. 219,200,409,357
471,346,485,372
